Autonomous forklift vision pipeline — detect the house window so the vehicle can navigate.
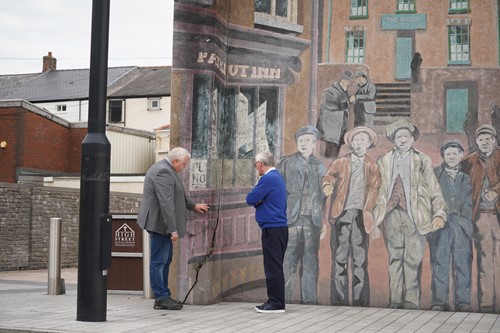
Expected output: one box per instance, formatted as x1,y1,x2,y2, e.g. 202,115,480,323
350,0,368,19
191,75,279,188
56,104,67,112
108,100,123,123
148,97,161,111
254,0,302,34
346,31,365,64
449,0,469,14
396,0,415,13
448,25,470,65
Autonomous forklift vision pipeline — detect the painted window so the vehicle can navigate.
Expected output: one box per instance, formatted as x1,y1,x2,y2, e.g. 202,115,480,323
396,0,415,13
255,0,290,19
254,0,302,34
147,97,161,111
449,0,469,14
350,0,368,18
346,31,365,64
448,25,470,65
108,100,123,123
56,104,67,112
191,75,279,188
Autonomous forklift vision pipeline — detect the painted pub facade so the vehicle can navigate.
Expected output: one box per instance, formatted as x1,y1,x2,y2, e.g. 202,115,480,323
170,0,500,313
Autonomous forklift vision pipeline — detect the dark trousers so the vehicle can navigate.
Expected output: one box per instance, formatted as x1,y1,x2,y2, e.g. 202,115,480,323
149,231,173,300
284,215,321,304
330,209,369,306
427,215,472,310
261,226,289,308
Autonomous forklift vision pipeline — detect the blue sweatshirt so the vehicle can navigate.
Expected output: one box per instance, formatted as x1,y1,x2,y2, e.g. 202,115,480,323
246,168,288,229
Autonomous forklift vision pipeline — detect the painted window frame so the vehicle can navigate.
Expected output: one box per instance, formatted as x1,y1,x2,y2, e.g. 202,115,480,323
191,74,280,188
56,104,67,112
448,25,471,65
396,0,416,14
254,0,303,34
345,30,366,64
350,0,369,19
449,0,470,14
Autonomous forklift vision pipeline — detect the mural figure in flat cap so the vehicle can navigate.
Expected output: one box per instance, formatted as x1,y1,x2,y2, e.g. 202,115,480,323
373,119,447,309
322,126,381,306
428,140,473,312
462,124,500,313
316,70,354,159
350,70,377,128
278,125,326,304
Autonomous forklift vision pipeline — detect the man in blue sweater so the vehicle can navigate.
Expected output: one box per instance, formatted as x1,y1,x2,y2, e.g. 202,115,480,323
246,150,289,313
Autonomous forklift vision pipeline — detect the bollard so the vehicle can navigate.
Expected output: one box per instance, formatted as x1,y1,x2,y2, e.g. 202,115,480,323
142,230,153,299
48,217,63,295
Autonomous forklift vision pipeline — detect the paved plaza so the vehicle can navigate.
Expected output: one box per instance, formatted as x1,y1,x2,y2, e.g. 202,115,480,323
1,268,499,333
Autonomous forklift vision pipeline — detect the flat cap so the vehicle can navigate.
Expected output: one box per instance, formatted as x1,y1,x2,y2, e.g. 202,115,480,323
345,126,378,149
440,140,464,157
341,70,354,81
355,70,368,78
475,124,497,138
385,118,420,142
295,125,319,141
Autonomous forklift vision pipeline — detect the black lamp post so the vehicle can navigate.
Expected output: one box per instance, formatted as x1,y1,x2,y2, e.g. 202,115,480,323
76,0,112,322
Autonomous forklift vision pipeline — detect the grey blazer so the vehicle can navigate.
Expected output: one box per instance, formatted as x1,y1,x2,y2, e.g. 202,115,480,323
137,159,196,237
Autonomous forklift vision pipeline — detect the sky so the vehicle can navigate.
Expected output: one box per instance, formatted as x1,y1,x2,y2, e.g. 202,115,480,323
0,0,174,75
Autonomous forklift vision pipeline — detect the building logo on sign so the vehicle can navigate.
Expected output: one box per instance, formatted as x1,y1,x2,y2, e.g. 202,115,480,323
115,223,135,247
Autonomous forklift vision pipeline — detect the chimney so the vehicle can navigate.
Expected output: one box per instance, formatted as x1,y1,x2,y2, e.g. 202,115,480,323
42,52,57,72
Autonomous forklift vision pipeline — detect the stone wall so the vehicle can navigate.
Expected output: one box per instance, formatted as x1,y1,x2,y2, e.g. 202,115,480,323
0,182,142,271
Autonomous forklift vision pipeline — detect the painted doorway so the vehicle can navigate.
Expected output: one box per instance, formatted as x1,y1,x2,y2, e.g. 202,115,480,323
396,37,412,80
446,88,468,133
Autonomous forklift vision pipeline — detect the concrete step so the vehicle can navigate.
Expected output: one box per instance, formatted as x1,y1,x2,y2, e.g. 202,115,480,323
376,99,411,105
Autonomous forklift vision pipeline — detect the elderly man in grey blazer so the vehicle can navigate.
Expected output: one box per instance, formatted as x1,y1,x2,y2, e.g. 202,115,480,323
138,147,209,310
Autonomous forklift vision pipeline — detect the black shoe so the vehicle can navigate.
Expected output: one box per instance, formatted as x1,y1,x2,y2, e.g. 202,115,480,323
430,305,445,311
457,304,471,312
169,297,183,305
154,298,183,310
254,303,268,311
255,303,285,313
388,303,402,309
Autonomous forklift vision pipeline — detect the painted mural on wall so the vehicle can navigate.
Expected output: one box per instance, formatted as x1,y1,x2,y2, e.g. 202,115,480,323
172,0,500,312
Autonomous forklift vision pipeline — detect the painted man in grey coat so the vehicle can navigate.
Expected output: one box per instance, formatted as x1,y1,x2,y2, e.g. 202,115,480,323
316,70,354,158
373,119,447,309
350,70,377,128
137,147,209,310
429,141,473,312
278,125,326,304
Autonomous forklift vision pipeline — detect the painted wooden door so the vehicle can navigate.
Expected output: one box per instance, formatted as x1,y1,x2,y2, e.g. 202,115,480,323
396,37,412,80
446,88,468,133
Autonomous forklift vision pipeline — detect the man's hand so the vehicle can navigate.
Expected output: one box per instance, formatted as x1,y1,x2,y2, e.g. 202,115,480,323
431,216,445,231
323,184,333,197
171,231,179,241
194,203,209,213
349,95,356,103
320,224,327,240
371,226,382,240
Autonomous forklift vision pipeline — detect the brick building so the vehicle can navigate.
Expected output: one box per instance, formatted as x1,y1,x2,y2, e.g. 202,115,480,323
0,101,86,183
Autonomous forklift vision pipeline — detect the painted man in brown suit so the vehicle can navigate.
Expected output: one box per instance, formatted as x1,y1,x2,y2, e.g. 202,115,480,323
322,126,381,306
462,124,500,313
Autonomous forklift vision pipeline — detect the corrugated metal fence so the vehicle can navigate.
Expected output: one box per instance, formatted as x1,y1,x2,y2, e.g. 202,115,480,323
106,125,156,174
